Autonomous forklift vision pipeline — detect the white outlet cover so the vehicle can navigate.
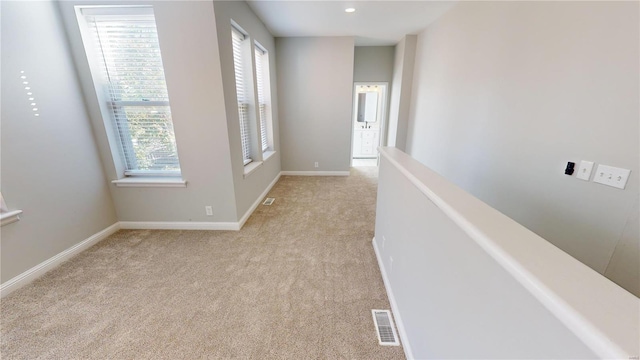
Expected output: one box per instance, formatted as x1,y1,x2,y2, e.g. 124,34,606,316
576,160,594,181
593,164,631,190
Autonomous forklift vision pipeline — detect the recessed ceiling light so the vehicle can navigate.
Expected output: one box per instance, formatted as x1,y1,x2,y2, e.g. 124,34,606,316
345,8,355,13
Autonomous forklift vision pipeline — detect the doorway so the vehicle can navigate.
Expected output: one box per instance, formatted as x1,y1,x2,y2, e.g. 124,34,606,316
351,82,387,167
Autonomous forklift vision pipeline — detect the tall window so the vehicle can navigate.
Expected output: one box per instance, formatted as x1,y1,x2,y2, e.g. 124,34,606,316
79,7,181,176
254,43,269,152
231,26,252,165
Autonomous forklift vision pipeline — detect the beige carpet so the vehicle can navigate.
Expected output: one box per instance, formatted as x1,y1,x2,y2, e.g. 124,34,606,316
1,167,405,359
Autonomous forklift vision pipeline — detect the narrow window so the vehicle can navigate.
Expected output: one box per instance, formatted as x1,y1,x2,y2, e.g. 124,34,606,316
231,26,252,165
254,43,270,152
79,7,181,176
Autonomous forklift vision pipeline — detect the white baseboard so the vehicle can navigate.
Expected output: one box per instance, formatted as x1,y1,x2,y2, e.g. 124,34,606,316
372,237,414,359
120,172,284,232
119,221,239,231
237,172,282,229
281,171,349,176
1,222,121,298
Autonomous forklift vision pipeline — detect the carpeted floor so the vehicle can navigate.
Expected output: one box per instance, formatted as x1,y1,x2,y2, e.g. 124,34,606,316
1,167,405,359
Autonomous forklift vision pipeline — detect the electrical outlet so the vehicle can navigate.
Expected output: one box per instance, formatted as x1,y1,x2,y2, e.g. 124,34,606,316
314,162,319,168
593,164,631,190
205,206,213,216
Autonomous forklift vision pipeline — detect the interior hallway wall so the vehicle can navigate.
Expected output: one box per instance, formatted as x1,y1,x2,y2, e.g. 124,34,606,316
276,37,355,172
405,1,639,296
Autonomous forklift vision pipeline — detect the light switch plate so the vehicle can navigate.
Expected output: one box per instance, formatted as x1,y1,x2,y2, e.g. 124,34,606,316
576,160,594,181
593,164,631,189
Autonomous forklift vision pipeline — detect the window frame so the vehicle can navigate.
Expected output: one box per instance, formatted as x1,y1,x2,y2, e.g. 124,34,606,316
75,5,182,178
231,24,254,166
253,41,272,153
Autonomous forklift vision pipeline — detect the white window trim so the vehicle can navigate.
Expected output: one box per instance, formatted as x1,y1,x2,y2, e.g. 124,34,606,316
112,177,187,188
76,5,183,178
0,193,22,226
263,150,276,162
243,161,263,178
1,210,23,226
254,41,269,153
232,24,254,166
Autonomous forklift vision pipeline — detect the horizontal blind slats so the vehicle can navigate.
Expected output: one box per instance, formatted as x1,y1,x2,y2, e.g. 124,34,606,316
255,47,268,152
86,12,180,173
232,26,251,162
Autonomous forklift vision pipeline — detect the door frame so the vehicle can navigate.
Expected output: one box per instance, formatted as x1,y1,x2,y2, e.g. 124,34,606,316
349,82,389,167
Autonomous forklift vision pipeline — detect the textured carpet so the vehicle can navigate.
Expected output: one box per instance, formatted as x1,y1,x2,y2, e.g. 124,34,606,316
1,167,405,359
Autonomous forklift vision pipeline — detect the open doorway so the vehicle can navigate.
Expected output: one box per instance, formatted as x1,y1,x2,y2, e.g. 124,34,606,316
351,82,388,167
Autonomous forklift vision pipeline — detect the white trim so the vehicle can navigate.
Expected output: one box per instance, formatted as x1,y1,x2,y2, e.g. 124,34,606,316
372,237,414,359
238,172,282,229
378,147,638,359
119,221,239,231
280,171,349,176
0,210,23,226
243,161,263,178
263,150,276,162
123,169,181,177
112,177,187,188
0,223,121,298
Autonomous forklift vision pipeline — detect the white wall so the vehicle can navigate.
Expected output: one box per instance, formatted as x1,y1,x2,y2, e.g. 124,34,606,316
212,1,281,219
1,0,118,282
404,1,639,295
58,0,239,223
276,37,355,172
387,35,416,151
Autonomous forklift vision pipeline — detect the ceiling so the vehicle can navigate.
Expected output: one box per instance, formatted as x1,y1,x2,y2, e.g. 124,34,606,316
246,1,457,46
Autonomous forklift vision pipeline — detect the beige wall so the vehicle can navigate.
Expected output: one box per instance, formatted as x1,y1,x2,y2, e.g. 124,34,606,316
58,0,239,223
213,1,282,219
1,0,118,282
276,37,355,172
405,1,639,295
354,46,395,146
353,46,395,83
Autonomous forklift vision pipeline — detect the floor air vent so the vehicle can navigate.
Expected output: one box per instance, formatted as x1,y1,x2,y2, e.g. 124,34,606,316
372,309,399,346
262,198,275,206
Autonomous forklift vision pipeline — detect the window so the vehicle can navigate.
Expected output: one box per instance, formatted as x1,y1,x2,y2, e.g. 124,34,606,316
254,43,270,152
78,7,181,176
231,26,252,165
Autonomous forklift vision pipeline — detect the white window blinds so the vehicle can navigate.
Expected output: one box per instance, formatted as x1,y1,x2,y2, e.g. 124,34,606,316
254,45,268,152
231,27,252,164
83,9,180,175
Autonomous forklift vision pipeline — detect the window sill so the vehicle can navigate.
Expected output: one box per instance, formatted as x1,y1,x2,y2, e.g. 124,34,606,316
263,150,276,162
112,177,187,188
1,210,23,226
244,161,263,178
